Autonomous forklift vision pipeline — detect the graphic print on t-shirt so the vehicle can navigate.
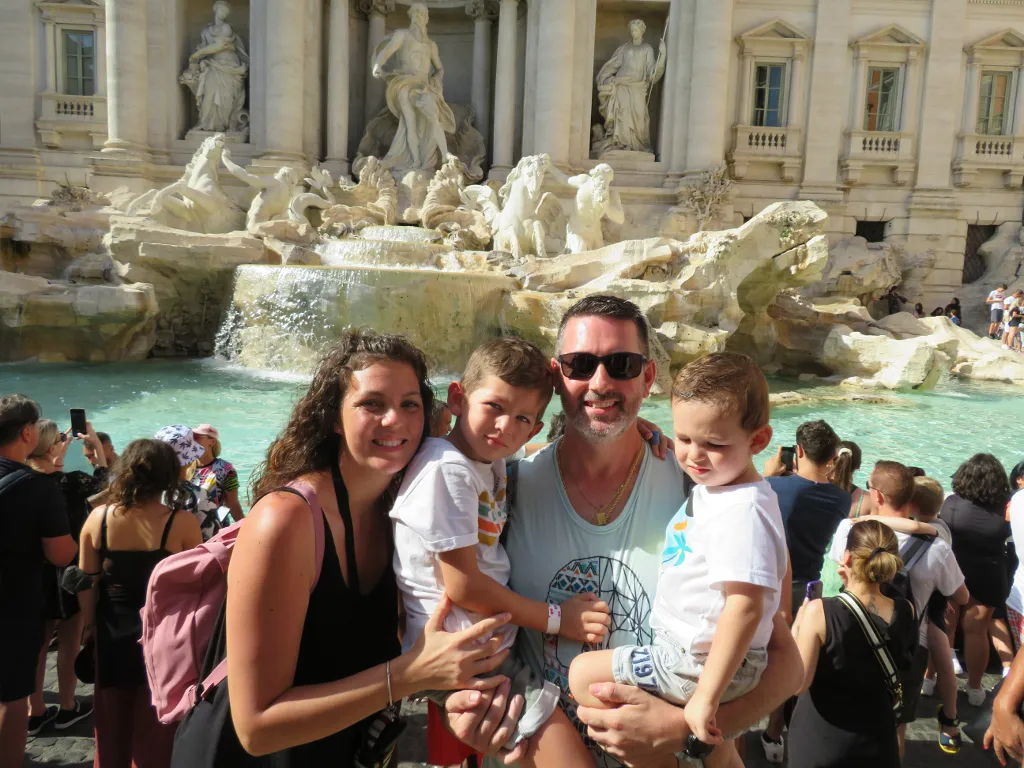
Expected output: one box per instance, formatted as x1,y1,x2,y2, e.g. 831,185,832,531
543,556,653,766
477,478,507,547
661,517,691,567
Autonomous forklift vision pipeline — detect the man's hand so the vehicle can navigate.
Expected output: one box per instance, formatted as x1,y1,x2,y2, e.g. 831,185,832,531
445,680,529,765
763,447,788,477
560,592,610,644
576,683,688,766
985,697,1024,765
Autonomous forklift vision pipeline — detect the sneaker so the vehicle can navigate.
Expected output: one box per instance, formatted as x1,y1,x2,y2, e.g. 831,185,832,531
967,687,986,707
53,701,94,730
1003,344,1010,350
27,705,58,736
761,732,785,764
951,653,964,676
921,677,937,697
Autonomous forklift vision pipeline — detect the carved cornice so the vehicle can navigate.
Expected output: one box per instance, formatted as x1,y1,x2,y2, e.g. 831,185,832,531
466,0,499,20
358,0,396,17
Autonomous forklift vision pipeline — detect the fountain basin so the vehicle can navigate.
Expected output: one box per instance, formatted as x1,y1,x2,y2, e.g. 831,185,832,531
218,265,519,374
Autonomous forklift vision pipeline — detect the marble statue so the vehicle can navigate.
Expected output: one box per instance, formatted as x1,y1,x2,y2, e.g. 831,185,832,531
461,154,565,258
420,156,492,250
370,3,457,174
592,19,666,157
179,1,249,138
125,133,243,233
221,149,301,230
565,163,625,254
317,156,400,237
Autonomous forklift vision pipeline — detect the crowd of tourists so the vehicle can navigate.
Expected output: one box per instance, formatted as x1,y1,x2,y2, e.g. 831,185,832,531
2,294,1024,768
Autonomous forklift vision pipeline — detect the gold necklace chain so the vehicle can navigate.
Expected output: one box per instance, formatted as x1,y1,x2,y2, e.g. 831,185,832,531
558,441,645,526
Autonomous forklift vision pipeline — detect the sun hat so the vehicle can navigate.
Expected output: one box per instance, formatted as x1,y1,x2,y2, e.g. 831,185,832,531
154,425,206,467
192,424,219,440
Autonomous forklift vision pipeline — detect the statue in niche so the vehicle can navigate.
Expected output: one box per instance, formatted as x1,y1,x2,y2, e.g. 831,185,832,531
369,3,457,174
461,154,566,259
180,0,249,138
592,19,666,157
125,133,244,233
221,149,301,232
565,163,625,254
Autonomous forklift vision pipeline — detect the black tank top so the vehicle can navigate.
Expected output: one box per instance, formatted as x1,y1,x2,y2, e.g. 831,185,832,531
96,508,178,688
217,469,400,766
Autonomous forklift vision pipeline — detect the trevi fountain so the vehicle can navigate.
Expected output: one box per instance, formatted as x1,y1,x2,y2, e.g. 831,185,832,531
2,2,1023,490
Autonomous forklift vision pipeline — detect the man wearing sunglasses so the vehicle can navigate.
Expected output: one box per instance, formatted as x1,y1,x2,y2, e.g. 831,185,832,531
445,296,802,767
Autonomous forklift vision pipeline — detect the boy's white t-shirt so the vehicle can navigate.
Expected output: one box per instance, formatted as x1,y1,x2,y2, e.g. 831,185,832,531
390,437,515,653
989,289,1006,306
651,479,786,656
1006,491,1024,614
830,518,965,645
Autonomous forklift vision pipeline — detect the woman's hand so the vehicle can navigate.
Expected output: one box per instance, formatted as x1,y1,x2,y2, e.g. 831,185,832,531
397,594,511,694
986,690,1024,765
81,421,107,469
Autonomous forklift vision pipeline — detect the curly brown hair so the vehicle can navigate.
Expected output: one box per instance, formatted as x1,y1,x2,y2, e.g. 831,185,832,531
107,440,186,513
250,331,434,501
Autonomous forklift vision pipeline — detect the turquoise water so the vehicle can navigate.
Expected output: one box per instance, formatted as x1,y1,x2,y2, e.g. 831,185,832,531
3,360,1022,504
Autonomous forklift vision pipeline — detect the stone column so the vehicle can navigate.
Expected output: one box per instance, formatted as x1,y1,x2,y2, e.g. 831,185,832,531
491,0,519,174
95,21,107,97
532,0,575,167
685,0,734,172
361,0,395,122
1013,61,1024,136
902,52,923,135
261,0,306,162
799,0,851,198
961,58,981,135
788,51,807,132
467,0,497,144
850,55,869,131
42,12,57,93
736,52,755,126
103,0,149,156
326,0,351,173
914,0,967,189
664,0,695,178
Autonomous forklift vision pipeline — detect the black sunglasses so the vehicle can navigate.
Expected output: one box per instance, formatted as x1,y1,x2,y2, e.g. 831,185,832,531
557,352,647,381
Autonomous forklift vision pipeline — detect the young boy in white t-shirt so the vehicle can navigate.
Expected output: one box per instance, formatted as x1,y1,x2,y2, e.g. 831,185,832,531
988,283,1008,338
391,337,608,767
568,352,786,768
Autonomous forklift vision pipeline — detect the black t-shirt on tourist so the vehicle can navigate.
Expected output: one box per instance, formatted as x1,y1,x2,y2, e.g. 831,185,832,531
0,457,70,621
768,474,851,583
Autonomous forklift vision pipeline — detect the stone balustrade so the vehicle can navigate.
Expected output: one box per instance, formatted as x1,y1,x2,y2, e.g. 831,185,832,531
727,125,803,181
839,129,917,185
36,93,107,149
953,133,1024,188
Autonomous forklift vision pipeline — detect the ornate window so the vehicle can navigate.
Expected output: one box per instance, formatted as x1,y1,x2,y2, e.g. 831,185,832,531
62,29,96,96
752,63,786,128
864,66,902,132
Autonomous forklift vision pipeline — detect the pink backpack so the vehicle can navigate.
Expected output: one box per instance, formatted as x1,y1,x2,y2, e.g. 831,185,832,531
141,480,326,723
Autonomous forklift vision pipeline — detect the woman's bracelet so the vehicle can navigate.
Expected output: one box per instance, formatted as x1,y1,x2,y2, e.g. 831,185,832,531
385,659,393,707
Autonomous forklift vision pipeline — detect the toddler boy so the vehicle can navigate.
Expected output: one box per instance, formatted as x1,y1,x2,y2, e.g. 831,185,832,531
391,337,607,765
568,352,786,768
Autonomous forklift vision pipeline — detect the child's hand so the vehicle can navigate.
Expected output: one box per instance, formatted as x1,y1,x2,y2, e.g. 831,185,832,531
559,592,611,644
683,694,723,745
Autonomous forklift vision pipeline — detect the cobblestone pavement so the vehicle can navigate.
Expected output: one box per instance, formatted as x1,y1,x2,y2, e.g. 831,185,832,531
25,649,1004,767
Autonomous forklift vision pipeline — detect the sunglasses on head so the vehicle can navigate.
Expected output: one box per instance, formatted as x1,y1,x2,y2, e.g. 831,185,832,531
557,352,647,381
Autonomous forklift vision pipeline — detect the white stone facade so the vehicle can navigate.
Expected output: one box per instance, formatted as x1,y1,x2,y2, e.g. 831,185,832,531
4,0,1024,306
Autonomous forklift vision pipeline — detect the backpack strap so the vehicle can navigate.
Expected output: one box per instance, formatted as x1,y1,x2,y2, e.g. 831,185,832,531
100,506,109,554
900,535,933,575
837,592,903,712
0,468,33,499
197,480,326,696
158,510,178,551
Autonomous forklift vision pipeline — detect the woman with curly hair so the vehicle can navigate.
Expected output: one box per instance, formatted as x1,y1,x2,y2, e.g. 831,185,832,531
941,453,1013,705
171,331,511,767
78,439,203,767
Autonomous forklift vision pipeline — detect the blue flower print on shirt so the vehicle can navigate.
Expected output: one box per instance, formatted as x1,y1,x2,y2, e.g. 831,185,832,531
661,518,691,567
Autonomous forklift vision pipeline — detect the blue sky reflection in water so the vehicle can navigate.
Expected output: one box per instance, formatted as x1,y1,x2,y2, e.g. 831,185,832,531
3,359,1021,502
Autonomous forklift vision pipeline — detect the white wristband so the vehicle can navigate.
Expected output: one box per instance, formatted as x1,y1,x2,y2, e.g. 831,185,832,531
546,602,562,635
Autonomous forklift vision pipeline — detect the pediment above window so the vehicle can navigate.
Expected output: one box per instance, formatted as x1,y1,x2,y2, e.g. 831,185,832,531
852,25,925,63
738,18,811,58
34,0,103,23
966,29,1024,66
